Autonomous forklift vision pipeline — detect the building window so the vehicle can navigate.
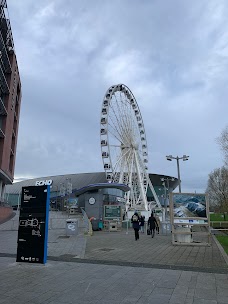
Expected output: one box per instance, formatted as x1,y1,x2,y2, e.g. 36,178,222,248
9,154,14,173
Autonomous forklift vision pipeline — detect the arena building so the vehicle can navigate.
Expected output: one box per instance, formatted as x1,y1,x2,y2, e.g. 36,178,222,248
5,172,179,209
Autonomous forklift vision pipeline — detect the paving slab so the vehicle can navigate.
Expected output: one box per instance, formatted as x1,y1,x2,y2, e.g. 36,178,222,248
0,258,227,304
1,213,228,303
1,214,228,273
82,230,228,273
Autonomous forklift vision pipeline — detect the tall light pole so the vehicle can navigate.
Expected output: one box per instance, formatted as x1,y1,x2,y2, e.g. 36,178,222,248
59,179,73,211
52,185,59,210
66,177,72,211
161,177,175,221
161,180,167,221
59,183,66,211
166,155,189,193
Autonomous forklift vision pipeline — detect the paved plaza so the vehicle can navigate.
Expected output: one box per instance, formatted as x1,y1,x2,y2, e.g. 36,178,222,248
0,212,228,303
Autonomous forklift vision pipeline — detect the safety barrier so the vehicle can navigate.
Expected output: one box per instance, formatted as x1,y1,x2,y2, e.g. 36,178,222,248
81,208,93,236
210,221,228,230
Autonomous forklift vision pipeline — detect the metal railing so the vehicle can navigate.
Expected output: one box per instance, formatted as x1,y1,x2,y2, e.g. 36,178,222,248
0,216,84,231
210,221,228,230
81,208,93,236
0,200,10,206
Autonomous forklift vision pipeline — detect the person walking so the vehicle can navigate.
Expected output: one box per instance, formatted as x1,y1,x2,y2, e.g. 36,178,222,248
131,212,140,241
148,212,158,238
155,214,161,234
140,215,145,233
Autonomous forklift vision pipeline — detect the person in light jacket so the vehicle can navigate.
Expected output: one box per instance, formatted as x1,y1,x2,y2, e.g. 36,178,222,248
131,212,140,241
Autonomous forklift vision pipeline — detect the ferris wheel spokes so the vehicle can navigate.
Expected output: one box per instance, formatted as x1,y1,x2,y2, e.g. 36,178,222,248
112,147,131,175
134,151,148,210
108,104,133,147
100,84,160,211
109,104,132,146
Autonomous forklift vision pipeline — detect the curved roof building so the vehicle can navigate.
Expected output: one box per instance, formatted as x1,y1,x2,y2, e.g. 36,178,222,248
5,172,179,208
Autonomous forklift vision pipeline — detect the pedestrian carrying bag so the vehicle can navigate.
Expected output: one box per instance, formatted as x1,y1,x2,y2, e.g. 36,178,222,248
132,215,138,221
147,228,150,235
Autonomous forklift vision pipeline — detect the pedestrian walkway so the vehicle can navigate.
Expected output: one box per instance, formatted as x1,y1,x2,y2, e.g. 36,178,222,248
0,212,227,272
83,230,228,273
0,256,228,304
1,213,228,303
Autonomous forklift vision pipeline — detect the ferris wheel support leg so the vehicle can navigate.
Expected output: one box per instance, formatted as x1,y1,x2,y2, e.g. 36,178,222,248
125,153,134,211
119,153,125,184
148,178,161,208
134,151,148,211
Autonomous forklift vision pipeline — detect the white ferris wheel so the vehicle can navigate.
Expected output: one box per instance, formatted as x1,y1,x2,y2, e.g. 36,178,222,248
100,84,160,211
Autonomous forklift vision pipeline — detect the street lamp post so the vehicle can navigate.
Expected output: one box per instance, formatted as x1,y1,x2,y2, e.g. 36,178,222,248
166,155,189,193
66,178,72,211
59,178,73,212
161,177,175,221
161,181,167,221
59,183,66,211
53,185,59,211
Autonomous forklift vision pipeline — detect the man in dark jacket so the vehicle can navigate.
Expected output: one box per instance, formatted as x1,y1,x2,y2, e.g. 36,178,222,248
131,212,140,241
140,215,145,233
148,212,158,238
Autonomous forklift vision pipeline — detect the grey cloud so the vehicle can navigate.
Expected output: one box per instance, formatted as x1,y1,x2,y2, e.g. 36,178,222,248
7,0,228,192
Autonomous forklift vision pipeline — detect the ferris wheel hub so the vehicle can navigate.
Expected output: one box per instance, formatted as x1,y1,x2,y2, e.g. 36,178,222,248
132,143,139,150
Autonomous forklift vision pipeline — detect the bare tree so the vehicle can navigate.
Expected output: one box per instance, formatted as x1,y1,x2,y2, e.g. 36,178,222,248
206,167,228,212
217,125,228,167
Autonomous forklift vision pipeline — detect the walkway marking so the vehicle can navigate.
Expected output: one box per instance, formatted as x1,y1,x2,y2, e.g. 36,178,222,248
1,253,228,274
85,283,91,293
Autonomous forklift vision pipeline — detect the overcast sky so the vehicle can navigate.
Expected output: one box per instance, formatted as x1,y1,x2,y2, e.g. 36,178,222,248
7,0,228,192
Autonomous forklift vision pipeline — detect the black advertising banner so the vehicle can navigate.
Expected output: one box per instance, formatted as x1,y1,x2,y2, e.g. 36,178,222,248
16,185,50,264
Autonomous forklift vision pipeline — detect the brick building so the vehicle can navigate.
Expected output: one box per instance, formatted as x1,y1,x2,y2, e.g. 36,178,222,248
0,0,21,200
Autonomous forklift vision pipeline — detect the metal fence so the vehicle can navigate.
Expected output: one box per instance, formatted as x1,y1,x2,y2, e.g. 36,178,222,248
81,208,93,236
0,200,10,207
210,221,228,230
0,215,85,231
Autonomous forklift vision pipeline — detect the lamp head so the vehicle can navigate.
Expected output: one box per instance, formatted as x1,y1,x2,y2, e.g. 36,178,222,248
183,155,189,161
166,155,173,161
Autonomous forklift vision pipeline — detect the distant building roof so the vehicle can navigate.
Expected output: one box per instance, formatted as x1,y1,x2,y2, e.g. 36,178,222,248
5,172,178,194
